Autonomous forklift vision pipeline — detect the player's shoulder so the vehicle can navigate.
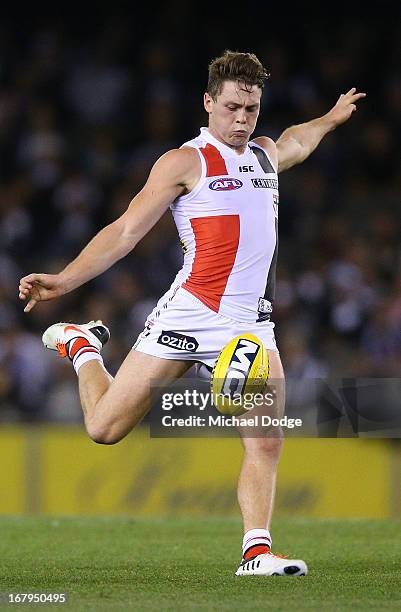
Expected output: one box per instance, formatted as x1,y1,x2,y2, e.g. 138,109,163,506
251,136,276,153
251,136,278,171
153,147,200,176
148,147,201,192
158,146,199,165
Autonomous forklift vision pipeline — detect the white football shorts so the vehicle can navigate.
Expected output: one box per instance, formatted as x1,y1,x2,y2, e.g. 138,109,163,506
133,286,278,370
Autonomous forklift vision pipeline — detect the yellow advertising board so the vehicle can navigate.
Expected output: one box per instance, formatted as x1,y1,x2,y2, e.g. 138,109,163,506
0,426,398,518
0,427,26,514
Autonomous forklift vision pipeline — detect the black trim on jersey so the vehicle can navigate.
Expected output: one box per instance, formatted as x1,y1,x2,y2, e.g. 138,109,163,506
257,217,278,322
250,145,275,174
248,144,278,322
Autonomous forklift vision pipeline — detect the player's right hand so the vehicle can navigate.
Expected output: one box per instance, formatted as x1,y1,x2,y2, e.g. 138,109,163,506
18,273,65,313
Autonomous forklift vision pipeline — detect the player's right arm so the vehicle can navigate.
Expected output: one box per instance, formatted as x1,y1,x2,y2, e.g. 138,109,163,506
19,147,200,312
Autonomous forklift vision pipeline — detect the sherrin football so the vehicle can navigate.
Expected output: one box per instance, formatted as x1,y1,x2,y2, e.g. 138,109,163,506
211,333,269,416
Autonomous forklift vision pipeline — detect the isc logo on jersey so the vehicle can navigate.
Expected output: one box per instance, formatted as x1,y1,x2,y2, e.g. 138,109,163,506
211,333,269,416
209,178,243,191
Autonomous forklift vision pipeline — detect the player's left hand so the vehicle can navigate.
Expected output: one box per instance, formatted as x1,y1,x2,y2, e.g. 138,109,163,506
328,88,366,127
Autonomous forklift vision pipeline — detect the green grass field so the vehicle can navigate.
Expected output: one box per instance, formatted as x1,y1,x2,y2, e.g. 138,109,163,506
0,516,400,611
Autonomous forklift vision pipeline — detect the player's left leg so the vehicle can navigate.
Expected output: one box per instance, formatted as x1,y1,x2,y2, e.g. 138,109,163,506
235,349,307,576
237,349,284,538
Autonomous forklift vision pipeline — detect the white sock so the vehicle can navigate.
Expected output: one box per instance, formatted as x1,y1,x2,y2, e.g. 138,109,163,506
73,351,104,375
242,528,272,558
66,336,104,375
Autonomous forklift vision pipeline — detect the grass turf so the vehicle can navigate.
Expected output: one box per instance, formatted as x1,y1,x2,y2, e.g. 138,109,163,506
0,517,400,611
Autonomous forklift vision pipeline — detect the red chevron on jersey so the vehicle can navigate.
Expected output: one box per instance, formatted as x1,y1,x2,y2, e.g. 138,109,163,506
182,214,240,312
200,143,228,176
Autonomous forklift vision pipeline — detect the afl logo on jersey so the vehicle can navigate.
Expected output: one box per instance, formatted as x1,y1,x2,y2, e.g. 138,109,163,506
209,178,243,191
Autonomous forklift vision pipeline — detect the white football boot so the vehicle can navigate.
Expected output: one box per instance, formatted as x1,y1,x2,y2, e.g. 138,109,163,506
236,552,308,576
42,320,110,358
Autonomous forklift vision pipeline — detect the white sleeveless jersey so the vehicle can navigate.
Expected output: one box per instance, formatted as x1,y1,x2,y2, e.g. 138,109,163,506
169,127,279,324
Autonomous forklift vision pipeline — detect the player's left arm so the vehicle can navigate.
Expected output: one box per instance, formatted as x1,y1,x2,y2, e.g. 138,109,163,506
274,88,366,173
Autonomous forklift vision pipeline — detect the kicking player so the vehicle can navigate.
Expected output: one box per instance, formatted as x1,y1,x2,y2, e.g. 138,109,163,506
19,51,365,576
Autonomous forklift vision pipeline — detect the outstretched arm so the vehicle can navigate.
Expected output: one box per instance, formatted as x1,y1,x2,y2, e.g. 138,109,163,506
276,88,366,173
19,147,200,312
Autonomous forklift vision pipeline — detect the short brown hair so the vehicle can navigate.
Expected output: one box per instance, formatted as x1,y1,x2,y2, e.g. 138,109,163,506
207,50,270,100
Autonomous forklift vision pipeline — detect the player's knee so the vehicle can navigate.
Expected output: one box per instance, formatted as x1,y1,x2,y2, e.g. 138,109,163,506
259,436,283,461
86,422,122,445
245,436,283,461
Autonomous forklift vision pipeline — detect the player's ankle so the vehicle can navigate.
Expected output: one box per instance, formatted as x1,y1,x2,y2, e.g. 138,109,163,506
67,337,103,374
243,544,270,559
242,528,272,559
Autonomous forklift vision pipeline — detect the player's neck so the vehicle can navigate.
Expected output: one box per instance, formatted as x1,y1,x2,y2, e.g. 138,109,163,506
206,125,248,155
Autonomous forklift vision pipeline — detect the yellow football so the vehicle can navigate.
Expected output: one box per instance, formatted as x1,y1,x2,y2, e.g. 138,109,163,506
211,333,269,416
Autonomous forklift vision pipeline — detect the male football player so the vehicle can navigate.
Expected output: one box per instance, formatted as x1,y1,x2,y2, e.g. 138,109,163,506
19,51,365,576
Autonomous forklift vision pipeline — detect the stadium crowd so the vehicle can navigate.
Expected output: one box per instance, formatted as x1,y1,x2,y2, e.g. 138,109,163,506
1,15,400,421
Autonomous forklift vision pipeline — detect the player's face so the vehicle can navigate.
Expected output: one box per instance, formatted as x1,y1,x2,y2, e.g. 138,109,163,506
204,80,262,150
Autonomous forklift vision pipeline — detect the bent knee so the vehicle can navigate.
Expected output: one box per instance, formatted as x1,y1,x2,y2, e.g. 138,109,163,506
86,423,124,445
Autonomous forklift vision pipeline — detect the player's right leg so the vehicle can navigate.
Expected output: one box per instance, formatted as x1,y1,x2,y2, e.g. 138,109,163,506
80,350,190,444
42,320,191,444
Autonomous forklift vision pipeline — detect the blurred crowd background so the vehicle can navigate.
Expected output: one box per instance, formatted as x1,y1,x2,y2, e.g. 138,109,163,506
0,12,400,422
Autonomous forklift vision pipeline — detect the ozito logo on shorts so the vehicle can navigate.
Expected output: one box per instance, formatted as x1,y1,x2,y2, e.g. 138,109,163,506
209,178,243,191
157,331,199,352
